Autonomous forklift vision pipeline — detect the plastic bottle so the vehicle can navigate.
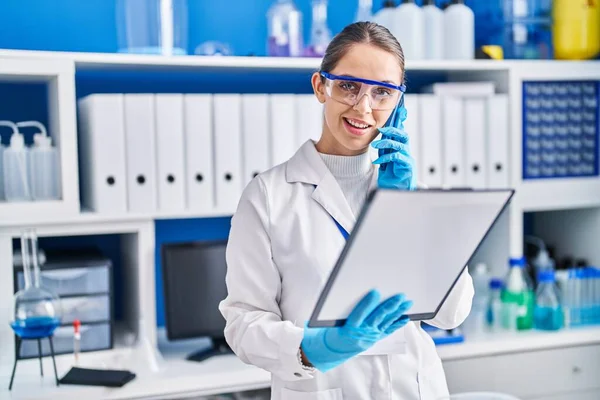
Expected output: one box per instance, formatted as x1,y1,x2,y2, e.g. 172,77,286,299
552,0,600,60
267,0,304,57
423,0,444,59
443,0,475,60
373,0,397,34
486,278,504,332
534,270,563,331
391,0,425,60
0,124,8,201
17,121,60,201
2,121,31,202
355,0,373,22
502,0,553,59
306,0,332,57
501,257,534,330
464,263,490,336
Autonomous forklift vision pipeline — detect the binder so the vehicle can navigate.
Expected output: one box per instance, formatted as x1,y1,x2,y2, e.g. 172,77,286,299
295,94,323,147
77,94,127,214
418,95,443,188
241,94,271,186
214,94,243,211
442,96,466,188
464,97,487,189
269,94,297,167
154,94,186,213
184,94,215,212
487,95,510,188
403,94,421,181
123,94,157,214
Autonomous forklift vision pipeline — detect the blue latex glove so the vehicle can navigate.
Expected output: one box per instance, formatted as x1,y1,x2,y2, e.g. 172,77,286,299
301,290,413,373
372,103,417,190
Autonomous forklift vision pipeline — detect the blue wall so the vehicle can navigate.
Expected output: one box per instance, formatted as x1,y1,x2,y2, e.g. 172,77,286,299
1,0,499,329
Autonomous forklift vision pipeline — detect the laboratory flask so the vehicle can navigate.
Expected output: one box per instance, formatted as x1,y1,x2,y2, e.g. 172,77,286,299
10,230,62,339
116,0,188,55
267,0,304,57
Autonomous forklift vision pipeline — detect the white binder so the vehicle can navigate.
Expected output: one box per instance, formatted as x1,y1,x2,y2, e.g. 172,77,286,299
77,94,127,214
242,94,271,186
403,94,421,181
295,94,323,147
442,96,466,188
123,94,157,214
418,95,443,188
487,95,510,188
184,94,214,212
464,97,487,189
214,94,243,211
269,94,297,167
154,94,186,213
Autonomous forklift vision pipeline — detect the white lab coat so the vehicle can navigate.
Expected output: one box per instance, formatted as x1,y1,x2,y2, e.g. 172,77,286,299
219,140,474,400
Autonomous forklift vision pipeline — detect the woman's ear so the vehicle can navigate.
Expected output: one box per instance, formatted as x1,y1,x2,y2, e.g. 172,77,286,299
311,72,326,104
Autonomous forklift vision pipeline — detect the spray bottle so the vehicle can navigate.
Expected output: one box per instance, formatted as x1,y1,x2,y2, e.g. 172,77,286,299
17,121,60,201
1,121,31,202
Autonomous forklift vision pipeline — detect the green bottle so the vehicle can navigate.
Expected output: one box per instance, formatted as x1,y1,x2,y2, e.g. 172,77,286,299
501,257,534,330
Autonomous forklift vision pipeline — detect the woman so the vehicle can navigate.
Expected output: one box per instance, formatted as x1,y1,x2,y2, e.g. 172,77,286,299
219,22,474,400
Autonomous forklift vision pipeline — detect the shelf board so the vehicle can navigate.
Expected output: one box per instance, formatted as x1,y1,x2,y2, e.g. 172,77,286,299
438,326,600,361
0,48,578,73
517,177,600,212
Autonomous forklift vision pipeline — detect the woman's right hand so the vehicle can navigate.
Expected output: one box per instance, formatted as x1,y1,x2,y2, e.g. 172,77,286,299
301,290,413,373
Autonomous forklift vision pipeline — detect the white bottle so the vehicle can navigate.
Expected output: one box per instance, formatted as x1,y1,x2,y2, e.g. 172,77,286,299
392,0,424,60
2,121,31,202
17,121,60,201
354,0,373,22
0,125,6,201
372,0,397,33
443,0,474,59
423,0,444,59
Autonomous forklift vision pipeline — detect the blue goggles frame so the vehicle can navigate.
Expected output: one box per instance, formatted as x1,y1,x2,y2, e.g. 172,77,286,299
320,71,407,93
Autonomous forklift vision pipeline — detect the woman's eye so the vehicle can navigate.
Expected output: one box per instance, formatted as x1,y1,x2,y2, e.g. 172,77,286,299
374,87,392,97
339,82,357,91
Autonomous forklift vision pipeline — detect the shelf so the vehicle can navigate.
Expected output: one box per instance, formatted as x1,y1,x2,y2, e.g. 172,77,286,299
3,49,595,74
437,326,600,361
517,177,600,212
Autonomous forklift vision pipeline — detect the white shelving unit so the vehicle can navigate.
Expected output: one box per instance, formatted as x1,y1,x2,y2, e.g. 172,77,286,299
0,49,599,399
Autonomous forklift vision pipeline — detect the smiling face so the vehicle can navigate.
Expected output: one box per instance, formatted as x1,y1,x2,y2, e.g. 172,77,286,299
312,42,404,156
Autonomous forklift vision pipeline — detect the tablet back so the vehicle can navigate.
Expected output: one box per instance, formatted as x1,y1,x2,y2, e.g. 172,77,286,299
309,189,514,327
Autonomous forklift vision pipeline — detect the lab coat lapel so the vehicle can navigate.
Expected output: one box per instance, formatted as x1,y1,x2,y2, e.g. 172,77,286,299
286,140,356,236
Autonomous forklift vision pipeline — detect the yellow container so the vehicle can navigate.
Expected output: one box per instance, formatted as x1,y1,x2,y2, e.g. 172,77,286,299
552,0,600,60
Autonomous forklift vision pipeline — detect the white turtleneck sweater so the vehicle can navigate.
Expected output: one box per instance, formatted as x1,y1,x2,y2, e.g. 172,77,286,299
318,151,375,218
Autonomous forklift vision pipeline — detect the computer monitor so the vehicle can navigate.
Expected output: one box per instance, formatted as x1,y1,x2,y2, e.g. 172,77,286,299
161,240,232,362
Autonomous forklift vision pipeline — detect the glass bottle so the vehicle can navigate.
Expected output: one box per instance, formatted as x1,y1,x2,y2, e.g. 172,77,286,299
534,270,563,330
10,230,62,339
306,0,332,57
266,0,304,57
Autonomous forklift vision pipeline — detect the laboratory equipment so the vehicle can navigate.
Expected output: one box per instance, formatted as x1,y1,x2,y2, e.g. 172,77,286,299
0,125,6,201
392,0,425,60
486,278,503,332
534,270,563,331
502,0,552,59
563,267,600,327
194,41,233,56
463,263,489,336
373,0,397,33
354,0,373,22
306,0,332,57
17,121,60,201
423,0,444,59
9,230,62,390
161,240,233,362
1,120,31,202
73,319,81,365
552,0,600,60
444,0,475,60
501,257,534,331
116,0,188,55
266,0,303,57
522,80,598,179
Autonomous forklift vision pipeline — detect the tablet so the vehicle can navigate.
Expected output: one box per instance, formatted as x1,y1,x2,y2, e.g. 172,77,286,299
308,188,514,328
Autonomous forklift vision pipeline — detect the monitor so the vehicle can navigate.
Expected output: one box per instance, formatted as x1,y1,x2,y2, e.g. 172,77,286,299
161,240,232,362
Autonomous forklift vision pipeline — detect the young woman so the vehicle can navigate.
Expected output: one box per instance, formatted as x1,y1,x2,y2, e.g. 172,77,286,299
219,21,474,400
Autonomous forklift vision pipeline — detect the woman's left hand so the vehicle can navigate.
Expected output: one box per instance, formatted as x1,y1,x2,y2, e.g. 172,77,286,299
372,126,417,190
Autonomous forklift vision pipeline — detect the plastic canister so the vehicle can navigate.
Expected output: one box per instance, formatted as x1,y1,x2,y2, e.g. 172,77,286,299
2,121,31,202
552,0,600,60
423,0,444,59
372,0,397,35
392,0,425,60
444,0,475,59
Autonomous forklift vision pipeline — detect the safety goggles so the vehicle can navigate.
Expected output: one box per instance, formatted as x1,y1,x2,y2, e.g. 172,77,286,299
321,71,406,111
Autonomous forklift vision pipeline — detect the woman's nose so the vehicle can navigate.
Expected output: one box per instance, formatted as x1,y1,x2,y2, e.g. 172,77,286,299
353,93,373,114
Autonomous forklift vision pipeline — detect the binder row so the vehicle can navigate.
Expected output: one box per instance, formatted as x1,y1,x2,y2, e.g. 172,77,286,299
404,93,510,189
77,93,323,215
